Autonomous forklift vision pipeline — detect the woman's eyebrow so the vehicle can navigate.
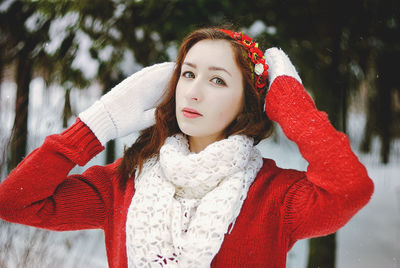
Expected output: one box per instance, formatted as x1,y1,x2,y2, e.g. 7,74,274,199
183,62,232,77
183,62,196,68
209,66,232,77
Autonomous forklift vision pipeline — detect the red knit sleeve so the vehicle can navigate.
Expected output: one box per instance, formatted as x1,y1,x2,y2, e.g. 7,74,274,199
265,75,374,240
0,118,112,231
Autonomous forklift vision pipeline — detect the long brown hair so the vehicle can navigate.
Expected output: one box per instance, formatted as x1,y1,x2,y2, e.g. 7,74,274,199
118,27,274,187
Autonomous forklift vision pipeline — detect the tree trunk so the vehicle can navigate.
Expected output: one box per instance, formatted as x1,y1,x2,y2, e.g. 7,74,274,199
381,88,392,164
379,85,392,164
106,139,116,164
0,49,5,176
307,29,344,268
8,52,32,171
102,83,116,164
0,50,3,95
376,51,395,164
62,88,72,128
307,234,336,268
360,50,378,154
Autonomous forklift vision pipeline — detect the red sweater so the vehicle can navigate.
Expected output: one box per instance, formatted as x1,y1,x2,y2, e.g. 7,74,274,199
0,76,374,267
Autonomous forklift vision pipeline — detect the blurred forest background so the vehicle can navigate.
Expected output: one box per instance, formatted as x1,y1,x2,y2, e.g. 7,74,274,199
0,0,399,267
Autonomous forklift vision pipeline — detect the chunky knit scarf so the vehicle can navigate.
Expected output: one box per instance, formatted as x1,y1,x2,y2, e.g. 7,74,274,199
126,134,263,267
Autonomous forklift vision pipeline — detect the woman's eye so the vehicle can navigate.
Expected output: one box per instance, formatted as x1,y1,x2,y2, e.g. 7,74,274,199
182,71,195,79
211,77,226,86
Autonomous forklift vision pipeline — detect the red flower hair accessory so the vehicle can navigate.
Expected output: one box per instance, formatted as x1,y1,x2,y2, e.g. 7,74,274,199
218,29,269,93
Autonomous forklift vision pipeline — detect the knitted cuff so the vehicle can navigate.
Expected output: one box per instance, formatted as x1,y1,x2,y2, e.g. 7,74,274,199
78,100,117,145
60,118,104,166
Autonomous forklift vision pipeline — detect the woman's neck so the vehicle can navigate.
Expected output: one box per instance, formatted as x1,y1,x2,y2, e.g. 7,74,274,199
188,134,224,153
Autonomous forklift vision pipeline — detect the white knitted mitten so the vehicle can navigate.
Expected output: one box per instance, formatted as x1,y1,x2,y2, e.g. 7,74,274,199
79,62,175,145
264,47,302,86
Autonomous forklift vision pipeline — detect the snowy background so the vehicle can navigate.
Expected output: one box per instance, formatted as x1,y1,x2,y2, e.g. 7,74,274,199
0,76,399,267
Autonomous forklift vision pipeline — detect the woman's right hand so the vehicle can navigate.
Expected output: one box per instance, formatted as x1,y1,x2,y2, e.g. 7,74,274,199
79,62,175,145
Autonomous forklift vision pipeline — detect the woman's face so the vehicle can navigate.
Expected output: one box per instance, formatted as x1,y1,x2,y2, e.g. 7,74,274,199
175,39,244,151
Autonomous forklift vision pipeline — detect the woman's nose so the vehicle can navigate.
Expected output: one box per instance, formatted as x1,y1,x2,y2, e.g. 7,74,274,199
185,79,203,102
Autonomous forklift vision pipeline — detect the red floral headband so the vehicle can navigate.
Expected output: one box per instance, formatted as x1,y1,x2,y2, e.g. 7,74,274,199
218,29,269,93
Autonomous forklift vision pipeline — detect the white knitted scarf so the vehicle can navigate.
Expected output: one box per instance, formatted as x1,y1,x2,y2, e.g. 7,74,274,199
126,134,263,267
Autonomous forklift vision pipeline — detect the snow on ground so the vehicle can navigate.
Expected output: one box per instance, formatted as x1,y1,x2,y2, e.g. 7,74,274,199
336,112,400,268
1,79,399,268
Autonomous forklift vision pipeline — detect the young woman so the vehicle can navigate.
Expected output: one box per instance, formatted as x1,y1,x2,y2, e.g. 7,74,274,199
0,27,373,267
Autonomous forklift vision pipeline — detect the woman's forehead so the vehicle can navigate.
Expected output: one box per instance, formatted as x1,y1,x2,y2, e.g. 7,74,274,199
184,39,239,71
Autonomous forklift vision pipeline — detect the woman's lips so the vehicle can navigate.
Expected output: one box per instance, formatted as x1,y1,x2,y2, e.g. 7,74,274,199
182,107,202,119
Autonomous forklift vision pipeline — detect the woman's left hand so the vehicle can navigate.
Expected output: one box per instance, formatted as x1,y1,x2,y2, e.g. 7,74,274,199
264,47,302,88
